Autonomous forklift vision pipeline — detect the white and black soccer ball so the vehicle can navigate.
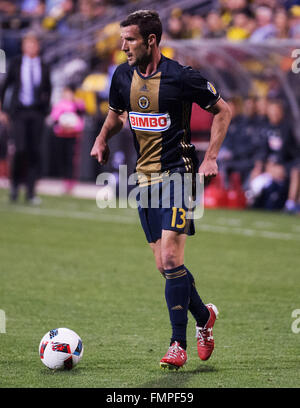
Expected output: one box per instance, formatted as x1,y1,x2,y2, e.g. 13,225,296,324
39,328,83,370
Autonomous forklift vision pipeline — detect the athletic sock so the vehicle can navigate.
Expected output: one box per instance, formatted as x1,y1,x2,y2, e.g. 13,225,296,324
184,266,210,327
164,265,190,350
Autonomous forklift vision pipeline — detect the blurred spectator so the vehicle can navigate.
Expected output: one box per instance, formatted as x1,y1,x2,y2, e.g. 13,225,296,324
252,0,278,9
248,99,299,210
220,0,249,26
250,6,277,41
221,0,249,15
218,96,257,188
184,14,204,39
21,0,45,16
0,108,10,177
78,0,106,20
204,11,226,38
274,8,289,38
50,85,85,193
42,0,75,32
253,96,270,150
266,75,286,100
218,96,243,182
0,31,51,204
0,2,25,57
45,0,70,16
42,0,107,33
0,0,19,15
288,5,300,38
167,8,187,39
255,96,268,122
226,10,255,40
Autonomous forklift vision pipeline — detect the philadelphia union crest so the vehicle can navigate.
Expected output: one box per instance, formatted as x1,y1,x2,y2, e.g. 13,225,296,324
138,95,150,109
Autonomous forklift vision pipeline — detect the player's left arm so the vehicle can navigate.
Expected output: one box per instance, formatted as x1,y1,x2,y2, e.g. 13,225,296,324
199,98,232,177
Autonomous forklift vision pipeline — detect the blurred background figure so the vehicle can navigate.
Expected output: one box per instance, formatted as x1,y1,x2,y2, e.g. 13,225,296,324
166,8,187,39
226,9,255,40
250,6,277,41
20,0,45,17
274,7,289,38
288,5,300,38
0,107,10,178
0,31,51,204
218,96,257,189
204,10,226,38
50,85,85,194
248,99,300,211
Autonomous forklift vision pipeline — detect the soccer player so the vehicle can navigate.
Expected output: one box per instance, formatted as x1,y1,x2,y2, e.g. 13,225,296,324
91,10,232,370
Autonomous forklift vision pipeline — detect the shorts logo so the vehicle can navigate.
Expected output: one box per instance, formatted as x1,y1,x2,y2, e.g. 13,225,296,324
129,112,171,132
138,96,150,109
207,82,217,95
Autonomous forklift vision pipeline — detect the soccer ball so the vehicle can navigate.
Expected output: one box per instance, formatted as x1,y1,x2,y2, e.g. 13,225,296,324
39,328,83,370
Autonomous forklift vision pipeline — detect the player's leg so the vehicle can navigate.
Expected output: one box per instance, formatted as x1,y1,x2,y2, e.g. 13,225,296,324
159,230,189,369
9,112,26,202
149,240,165,277
149,232,217,366
25,112,43,201
150,238,209,326
160,229,218,362
160,229,210,337
185,266,210,327
160,229,190,351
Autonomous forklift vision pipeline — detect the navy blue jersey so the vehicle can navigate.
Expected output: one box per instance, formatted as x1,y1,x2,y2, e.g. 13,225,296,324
109,55,220,182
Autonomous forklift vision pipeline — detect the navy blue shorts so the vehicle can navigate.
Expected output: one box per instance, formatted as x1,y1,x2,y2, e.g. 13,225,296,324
137,174,196,243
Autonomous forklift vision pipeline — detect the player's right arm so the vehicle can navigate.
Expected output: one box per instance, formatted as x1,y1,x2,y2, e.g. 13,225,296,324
90,109,127,164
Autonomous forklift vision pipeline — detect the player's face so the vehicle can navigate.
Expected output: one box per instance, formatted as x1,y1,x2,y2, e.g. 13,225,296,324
120,25,150,67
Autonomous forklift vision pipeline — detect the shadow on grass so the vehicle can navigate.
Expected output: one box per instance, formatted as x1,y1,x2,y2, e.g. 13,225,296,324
140,365,216,388
40,366,84,376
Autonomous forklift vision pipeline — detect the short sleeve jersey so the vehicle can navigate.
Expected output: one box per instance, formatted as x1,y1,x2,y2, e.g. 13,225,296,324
109,55,220,179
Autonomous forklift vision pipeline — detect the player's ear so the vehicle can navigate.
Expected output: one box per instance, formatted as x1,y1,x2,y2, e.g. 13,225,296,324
148,33,156,47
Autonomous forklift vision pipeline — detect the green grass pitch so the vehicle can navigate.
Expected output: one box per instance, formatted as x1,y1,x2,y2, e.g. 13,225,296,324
0,189,299,388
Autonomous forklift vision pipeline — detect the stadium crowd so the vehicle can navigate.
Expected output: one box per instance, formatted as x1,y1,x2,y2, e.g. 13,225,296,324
165,0,300,41
0,0,300,213
0,0,299,40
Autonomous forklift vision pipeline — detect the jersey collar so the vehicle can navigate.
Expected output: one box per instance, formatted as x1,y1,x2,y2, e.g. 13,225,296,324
136,54,165,80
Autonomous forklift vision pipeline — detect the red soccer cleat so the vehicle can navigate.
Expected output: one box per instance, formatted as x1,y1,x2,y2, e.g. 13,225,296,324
196,303,219,361
160,341,187,370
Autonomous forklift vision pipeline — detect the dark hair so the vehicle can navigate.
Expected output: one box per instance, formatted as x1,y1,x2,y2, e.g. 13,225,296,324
120,10,162,46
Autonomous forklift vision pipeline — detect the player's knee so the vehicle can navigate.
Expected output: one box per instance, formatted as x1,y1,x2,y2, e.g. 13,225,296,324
154,259,165,277
161,248,178,270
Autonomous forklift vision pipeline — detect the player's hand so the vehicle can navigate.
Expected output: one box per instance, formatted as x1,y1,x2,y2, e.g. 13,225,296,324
198,158,218,182
90,137,110,165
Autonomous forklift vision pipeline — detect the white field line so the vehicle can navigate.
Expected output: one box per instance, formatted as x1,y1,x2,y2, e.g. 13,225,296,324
1,205,300,241
0,205,136,224
196,223,299,241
